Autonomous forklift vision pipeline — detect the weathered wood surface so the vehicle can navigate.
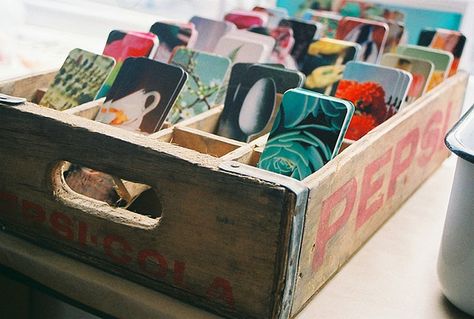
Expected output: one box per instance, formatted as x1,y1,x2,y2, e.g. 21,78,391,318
290,71,469,316
0,70,469,319
177,106,223,133
0,80,299,319
0,70,56,101
0,231,222,319
64,98,104,119
172,126,246,157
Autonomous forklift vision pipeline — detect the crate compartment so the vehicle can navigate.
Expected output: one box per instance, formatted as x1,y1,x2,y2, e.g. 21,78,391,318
223,147,263,166
151,126,246,158
177,99,278,145
222,139,353,169
177,105,223,133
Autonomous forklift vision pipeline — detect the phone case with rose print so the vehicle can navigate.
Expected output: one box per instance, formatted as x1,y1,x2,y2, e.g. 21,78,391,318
257,88,354,181
167,48,231,124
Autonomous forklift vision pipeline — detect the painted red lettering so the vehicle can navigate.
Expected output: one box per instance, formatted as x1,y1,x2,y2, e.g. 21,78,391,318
22,200,46,223
137,249,168,279
388,128,420,199
207,277,235,308
173,261,186,287
356,148,392,229
313,178,357,271
103,235,133,265
78,221,88,246
50,212,73,240
0,192,18,214
418,111,442,167
438,102,453,151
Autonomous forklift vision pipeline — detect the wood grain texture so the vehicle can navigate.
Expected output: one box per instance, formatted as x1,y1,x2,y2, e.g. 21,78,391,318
0,70,56,101
172,126,246,157
0,70,469,319
0,84,298,319
290,72,469,315
0,232,222,319
225,149,263,167
64,98,103,119
179,106,223,133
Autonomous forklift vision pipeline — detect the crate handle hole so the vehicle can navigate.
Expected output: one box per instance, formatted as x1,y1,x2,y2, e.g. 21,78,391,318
59,162,162,220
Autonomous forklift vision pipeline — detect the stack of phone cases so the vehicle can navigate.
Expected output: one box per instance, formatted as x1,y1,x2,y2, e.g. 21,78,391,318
335,61,411,140
257,89,354,180
36,5,467,183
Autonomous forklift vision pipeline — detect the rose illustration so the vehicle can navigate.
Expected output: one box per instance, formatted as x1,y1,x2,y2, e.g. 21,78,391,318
258,93,341,180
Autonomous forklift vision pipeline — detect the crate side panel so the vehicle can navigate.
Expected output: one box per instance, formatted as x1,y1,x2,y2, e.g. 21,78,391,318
0,103,294,319
291,72,469,315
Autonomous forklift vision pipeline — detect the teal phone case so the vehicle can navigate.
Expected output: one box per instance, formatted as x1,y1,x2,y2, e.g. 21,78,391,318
257,89,354,180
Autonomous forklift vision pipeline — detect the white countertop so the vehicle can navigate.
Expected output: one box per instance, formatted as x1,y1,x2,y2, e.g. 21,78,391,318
297,157,472,319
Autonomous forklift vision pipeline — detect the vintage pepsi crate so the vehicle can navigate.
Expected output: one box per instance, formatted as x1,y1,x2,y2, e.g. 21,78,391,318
0,70,468,318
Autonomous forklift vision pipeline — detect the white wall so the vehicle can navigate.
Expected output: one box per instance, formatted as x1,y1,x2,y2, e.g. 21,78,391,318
0,0,472,78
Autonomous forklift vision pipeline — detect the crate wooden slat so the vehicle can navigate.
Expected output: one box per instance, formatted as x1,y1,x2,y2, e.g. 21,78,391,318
0,70,56,101
0,70,469,319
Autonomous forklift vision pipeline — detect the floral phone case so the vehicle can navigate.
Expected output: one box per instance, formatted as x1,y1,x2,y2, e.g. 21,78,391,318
167,48,231,124
334,61,412,140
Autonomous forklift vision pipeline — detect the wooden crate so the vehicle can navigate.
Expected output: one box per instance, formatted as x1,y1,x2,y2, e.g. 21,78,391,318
0,70,468,319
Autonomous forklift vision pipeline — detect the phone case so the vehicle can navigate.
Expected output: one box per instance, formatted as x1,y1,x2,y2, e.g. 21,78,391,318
302,9,342,38
213,36,270,64
397,44,453,91
217,64,304,142
279,18,320,68
381,53,434,101
224,10,268,29
39,48,115,111
417,28,466,76
167,48,231,124
336,16,389,63
97,30,159,98
95,57,186,134
225,30,276,61
248,26,295,66
257,88,354,180
302,38,360,95
335,61,412,139
150,21,197,63
190,16,236,52
252,6,288,28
